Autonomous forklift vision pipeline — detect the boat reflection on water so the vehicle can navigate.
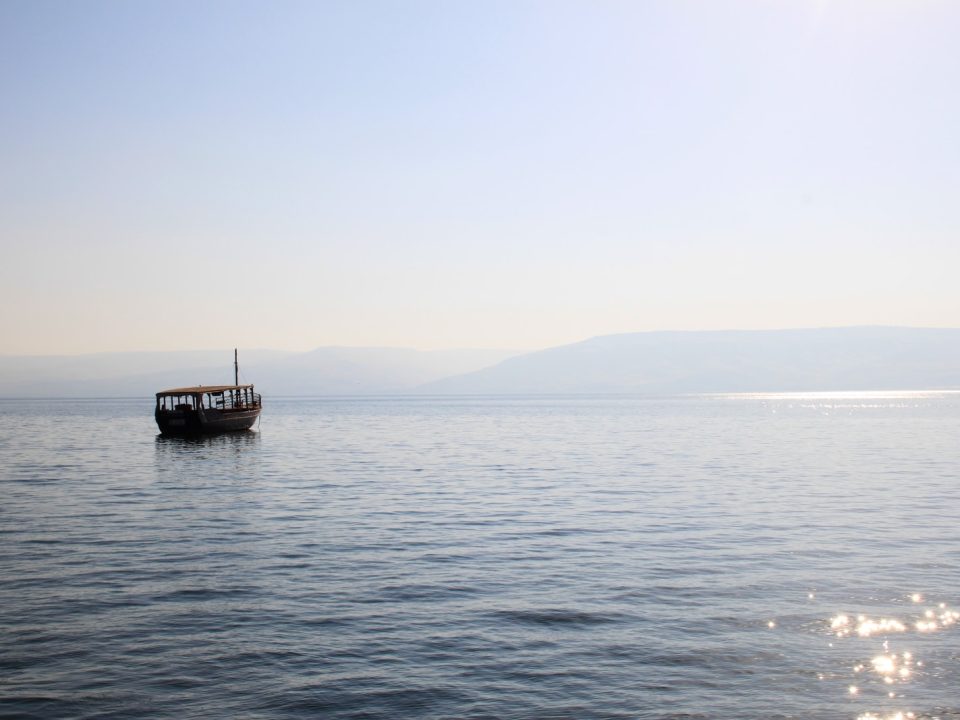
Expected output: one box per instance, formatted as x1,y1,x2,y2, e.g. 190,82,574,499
154,430,261,449
153,428,261,484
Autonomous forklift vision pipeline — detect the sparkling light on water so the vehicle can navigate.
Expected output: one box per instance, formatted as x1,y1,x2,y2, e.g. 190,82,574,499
830,614,907,638
816,595,960,719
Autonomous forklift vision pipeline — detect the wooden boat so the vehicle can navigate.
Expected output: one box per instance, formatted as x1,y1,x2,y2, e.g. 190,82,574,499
155,350,262,435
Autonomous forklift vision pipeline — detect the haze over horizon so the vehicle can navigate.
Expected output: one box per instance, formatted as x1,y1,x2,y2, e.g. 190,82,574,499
3,1,959,355
4,326,960,398
1,323,959,359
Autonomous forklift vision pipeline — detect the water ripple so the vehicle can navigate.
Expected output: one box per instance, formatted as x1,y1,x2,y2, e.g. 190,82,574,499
2,395,960,719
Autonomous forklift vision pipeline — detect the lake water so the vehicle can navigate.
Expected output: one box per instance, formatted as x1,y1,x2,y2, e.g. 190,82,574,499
2,393,960,720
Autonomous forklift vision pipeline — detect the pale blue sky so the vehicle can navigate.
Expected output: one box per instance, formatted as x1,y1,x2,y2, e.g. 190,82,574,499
2,0,958,354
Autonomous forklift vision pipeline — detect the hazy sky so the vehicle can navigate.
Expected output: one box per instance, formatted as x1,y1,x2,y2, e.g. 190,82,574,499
2,0,958,354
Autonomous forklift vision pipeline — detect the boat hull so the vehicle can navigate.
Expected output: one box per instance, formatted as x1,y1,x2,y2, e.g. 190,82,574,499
155,407,261,436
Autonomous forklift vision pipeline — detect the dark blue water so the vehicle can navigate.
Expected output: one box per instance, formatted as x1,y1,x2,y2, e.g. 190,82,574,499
2,393,960,719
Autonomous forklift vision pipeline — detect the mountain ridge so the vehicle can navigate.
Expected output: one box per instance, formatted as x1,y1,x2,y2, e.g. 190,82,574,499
3,327,960,397
0,346,516,397
417,326,960,395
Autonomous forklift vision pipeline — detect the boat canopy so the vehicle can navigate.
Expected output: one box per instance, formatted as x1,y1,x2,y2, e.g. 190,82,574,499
156,384,254,397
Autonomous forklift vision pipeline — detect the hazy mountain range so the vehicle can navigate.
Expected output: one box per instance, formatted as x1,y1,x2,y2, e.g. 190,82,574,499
0,347,516,398
420,327,960,394
2,327,960,397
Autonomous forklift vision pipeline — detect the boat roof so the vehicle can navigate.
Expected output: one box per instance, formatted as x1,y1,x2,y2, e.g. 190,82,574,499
156,384,254,396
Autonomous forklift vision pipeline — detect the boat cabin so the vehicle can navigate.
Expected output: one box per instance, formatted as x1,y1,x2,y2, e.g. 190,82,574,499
155,384,261,413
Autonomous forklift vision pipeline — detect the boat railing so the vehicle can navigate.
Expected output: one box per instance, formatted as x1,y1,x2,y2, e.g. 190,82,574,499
216,391,262,411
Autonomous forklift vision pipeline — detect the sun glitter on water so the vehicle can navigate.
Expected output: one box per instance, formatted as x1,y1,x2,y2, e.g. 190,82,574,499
784,592,960,719
830,614,907,638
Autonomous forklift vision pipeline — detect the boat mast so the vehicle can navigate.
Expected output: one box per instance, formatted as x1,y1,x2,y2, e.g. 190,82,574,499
234,348,239,387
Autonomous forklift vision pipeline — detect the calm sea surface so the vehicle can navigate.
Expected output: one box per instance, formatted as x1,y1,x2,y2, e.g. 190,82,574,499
2,393,960,720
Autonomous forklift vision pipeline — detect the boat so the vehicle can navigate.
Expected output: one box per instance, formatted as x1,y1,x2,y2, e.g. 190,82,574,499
155,350,262,435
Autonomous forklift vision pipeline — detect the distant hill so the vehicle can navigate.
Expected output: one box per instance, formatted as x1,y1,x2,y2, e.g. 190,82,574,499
250,347,517,395
0,350,292,398
0,347,516,397
5,328,959,398
417,327,960,394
